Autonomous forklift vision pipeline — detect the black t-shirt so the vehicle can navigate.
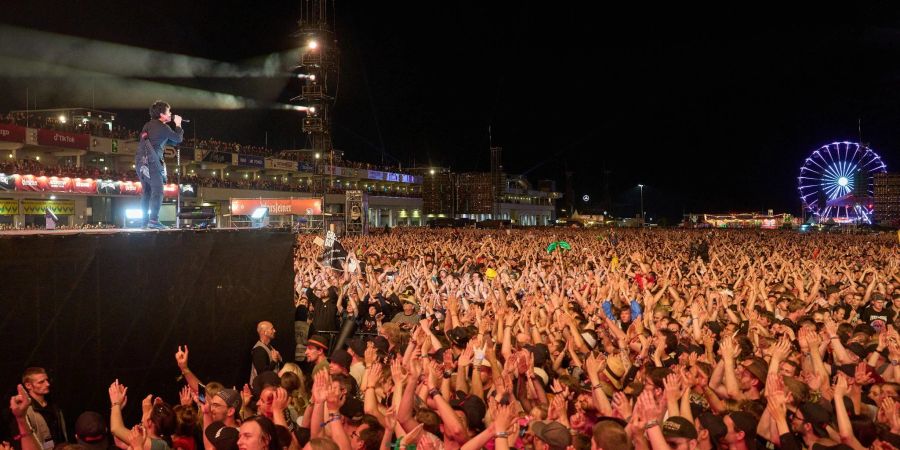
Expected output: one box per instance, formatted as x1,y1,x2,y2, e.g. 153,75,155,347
859,306,895,330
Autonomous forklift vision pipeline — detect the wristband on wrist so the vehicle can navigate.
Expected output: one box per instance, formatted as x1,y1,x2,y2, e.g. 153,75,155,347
644,419,660,431
495,432,510,439
428,388,441,399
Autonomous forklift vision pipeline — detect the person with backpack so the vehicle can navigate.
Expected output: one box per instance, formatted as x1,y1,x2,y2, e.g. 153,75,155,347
136,100,183,229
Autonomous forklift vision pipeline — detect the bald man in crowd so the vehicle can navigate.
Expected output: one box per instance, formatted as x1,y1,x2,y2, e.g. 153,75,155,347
249,321,281,386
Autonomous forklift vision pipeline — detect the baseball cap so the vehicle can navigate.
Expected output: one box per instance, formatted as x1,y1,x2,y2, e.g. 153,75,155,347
451,392,486,431
531,421,572,450
215,388,242,411
74,411,107,443
663,417,698,440
205,421,239,450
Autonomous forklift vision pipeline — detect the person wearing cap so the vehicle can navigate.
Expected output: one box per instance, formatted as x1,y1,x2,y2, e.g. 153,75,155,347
860,293,895,332
250,322,281,387
74,411,111,450
205,421,239,450
531,420,572,450
209,389,242,428
329,349,353,377
306,335,330,376
660,416,700,450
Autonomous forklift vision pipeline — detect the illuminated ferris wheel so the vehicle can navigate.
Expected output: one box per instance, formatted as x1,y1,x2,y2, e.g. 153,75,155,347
798,141,887,223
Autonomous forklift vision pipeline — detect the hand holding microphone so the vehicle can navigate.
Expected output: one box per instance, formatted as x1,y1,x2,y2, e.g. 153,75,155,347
173,115,183,127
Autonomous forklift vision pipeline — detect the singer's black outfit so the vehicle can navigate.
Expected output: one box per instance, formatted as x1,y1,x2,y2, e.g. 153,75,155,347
138,120,183,226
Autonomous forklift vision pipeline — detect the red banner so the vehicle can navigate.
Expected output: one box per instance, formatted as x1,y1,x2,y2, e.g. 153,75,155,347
36,129,90,150
230,198,322,216
163,184,179,198
119,180,143,196
73,178,97,194
47,176,73,192
0,123,26,143
15,174,40,191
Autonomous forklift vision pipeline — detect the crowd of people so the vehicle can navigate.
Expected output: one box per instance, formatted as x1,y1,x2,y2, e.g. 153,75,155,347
0,160,136,181
5,228,900,450
1,113,137,140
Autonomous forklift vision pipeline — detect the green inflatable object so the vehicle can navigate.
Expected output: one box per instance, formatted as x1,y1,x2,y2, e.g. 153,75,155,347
546,241,571,253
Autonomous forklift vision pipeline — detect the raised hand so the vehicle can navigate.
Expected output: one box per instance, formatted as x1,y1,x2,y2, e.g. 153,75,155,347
179,385,192,407
833,373,849,398
9,384,31,418
175,345,189,370
109,379,128,407
272,387,290,412
241,384,253,408
612,391,633,420
129,425,148,450
664,373,684,403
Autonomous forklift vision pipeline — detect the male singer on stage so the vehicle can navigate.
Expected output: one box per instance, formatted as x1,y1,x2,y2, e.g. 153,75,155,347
137,100,183,229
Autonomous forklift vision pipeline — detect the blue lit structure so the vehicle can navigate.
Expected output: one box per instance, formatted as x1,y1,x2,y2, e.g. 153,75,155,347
798,141,887,223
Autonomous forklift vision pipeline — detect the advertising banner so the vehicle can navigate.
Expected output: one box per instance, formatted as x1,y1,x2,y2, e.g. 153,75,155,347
203,151,234,164
265,158,298,171
230,198,322,216
15,174,41,191
119,180,143,196
238,154,265,168
46,177,73,192
163,184,179,198
0,173,14,191
73,178,98,194
180,183,197,198
0,123,26,143
36,129,90,150
0,199,18,215
97,179,120,195
21,199,75,216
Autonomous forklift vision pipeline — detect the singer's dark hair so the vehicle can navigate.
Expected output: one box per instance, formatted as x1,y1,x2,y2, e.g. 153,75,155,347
149,100,171,119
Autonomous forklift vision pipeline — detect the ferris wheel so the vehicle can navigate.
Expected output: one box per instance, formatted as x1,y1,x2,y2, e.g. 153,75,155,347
798,141,887,223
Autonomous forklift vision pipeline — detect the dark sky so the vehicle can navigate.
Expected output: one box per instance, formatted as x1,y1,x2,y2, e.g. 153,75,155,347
2,2,900,220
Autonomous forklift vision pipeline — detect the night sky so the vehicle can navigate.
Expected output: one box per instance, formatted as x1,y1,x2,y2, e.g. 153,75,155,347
2,2,900,221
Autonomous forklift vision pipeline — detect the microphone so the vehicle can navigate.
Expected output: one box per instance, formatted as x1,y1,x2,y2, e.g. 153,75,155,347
181,119,191,123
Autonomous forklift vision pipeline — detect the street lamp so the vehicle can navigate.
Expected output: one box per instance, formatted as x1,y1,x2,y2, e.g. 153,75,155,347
637,184,644,222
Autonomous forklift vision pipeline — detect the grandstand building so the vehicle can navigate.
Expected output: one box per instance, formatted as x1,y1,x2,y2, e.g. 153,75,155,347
0,108,424,229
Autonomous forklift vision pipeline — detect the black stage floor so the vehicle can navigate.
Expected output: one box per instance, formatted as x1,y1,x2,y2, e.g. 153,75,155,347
0,228,296,426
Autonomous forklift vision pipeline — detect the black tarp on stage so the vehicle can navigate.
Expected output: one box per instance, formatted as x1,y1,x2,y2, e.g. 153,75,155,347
0,229,296,429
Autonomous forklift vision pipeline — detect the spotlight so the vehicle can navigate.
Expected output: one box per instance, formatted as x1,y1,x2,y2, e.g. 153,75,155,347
315,153,321,159
307,40,318,50
429,169,435,175
309,106,317,114
251,207,270,228
49,195,56,200
36,156,40,161
125,209,144,219
309,74,316,81
58,115,66,124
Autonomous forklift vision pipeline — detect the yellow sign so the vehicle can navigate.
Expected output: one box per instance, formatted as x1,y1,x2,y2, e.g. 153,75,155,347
0,199,18,215
21,199,75,216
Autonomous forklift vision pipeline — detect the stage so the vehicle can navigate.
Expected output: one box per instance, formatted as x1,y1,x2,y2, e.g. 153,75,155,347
0,228,297,425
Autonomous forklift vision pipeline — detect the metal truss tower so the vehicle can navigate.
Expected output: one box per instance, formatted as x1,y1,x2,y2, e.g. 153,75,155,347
296,0,339,180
